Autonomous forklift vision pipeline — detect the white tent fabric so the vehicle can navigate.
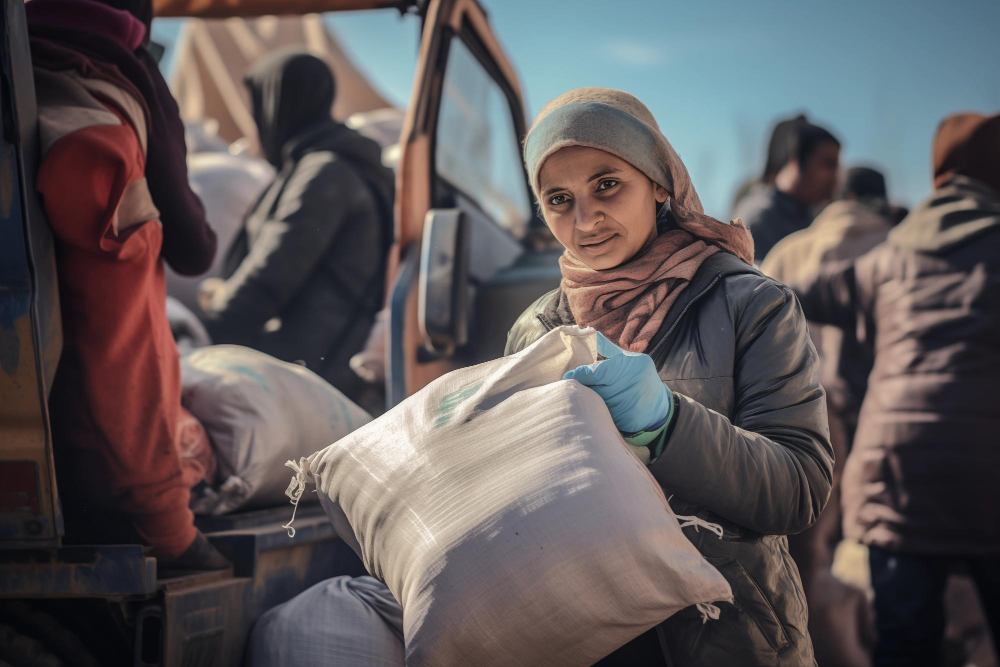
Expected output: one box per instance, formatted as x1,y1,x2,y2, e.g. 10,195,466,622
170,14,396,151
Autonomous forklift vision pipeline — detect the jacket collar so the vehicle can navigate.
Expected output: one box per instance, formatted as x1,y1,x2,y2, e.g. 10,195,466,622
809,199,891,237
889,175,1000,253
279,119,346,166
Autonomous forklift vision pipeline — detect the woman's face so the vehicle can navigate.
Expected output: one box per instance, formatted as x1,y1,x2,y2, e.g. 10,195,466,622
538,146,668,270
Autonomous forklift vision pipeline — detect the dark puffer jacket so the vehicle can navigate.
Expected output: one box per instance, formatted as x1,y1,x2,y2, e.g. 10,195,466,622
204,120,392,402
790,176,1000,556
506,252,833,667
202,53,393,403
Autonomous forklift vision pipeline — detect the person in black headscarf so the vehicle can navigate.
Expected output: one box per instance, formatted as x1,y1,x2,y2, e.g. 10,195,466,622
200,51,394,404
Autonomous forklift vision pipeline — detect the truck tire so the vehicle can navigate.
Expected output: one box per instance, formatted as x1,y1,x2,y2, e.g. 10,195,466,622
0,603,99,667
0,621,61,667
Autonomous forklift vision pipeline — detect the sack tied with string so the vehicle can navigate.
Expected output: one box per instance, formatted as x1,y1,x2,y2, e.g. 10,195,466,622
285,325,732,667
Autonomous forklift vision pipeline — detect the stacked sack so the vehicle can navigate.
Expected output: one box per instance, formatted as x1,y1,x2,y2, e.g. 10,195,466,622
182,345,371,515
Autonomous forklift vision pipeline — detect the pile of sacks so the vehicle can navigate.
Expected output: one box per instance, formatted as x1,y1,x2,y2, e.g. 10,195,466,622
180,346,371,516
264,326,731,667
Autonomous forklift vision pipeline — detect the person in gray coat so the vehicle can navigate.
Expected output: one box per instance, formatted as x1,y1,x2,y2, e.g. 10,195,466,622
200,51,393,404
506,87,832,667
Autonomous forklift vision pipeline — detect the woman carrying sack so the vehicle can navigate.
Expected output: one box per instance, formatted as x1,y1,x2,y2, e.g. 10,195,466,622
506,88,833,666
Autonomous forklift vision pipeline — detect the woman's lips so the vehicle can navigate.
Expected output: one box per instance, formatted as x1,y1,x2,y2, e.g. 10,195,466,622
577,234,619,255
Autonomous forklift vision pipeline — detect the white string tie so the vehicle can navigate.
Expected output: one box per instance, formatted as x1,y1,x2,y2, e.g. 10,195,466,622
282,458,311,538
675,514,725,539
696,602,722,624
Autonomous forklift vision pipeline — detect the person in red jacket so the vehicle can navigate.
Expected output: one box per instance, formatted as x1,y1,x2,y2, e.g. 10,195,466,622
27,0,227,570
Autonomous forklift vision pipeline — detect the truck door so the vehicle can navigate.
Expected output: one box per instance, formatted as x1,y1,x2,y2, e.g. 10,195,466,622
0,0,63,547
387,0,560,406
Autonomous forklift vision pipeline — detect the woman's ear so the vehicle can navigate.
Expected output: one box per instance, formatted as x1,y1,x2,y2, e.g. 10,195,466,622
654,184,670,204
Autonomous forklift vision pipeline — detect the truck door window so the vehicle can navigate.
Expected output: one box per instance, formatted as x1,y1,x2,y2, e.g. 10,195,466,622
435,36,532,240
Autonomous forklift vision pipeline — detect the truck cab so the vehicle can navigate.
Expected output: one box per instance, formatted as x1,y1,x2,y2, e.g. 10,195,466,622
0,0,558,663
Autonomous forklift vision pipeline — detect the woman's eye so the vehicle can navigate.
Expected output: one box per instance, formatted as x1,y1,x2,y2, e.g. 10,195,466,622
548,194,570,206
596,179,619,192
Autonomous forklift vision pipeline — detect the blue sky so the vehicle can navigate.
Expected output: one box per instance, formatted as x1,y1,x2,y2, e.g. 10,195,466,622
153,0,1000,218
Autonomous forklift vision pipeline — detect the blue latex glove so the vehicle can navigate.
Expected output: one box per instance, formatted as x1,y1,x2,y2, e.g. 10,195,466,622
563,332,673,434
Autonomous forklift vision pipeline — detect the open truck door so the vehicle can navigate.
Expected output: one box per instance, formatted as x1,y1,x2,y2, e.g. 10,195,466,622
0,0,63,550
387,0,560,406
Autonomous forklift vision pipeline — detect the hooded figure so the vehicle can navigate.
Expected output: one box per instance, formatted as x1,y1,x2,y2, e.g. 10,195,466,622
789,111,1000,667
246,51,337,167
201,52,394,404
507,88,832,667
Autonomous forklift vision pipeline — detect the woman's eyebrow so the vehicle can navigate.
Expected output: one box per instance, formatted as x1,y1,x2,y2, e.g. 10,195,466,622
541,168,620,197
587,168,619,183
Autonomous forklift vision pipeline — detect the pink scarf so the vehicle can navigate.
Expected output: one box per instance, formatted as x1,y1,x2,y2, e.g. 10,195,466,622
560,200,754,353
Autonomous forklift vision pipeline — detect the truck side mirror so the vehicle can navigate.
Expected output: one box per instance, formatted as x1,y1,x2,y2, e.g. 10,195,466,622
418,209,470,354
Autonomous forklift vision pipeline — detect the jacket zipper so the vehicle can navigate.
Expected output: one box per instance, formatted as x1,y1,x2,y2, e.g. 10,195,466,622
536,312,558,332
647,274,723,360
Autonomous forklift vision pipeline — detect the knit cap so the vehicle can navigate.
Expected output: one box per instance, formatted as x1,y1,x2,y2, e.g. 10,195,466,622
523,87,704,216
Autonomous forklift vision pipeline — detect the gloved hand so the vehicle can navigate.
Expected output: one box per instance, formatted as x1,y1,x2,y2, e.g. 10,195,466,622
563,332,673,434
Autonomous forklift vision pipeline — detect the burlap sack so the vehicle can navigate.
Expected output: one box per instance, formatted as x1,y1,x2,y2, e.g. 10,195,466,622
248,576,404,667
289,326,732,666
182,345,371,515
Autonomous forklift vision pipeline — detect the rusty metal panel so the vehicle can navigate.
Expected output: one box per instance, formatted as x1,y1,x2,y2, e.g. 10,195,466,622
163,577,251,667
158,506,365,666
0,546,158,598
0,0,62,547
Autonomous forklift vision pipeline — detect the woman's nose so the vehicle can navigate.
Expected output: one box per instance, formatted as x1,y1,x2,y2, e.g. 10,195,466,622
574,200,603,231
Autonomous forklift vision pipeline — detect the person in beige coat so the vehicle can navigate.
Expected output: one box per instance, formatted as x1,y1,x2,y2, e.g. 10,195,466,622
764,166,893,440
761,167,893,667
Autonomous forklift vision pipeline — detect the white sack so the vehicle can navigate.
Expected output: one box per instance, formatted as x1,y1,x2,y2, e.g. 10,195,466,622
166,296,211,355
165,152,273,314
181,345,371,515
293,325,733,667
247,576,404,667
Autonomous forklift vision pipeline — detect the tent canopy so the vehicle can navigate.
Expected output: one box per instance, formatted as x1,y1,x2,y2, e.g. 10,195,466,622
171,14,396,149
154,0,415,18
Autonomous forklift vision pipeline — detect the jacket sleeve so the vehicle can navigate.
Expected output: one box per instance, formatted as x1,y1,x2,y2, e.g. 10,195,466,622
203,155,360,338
503,290,560,356
36,123,141,253
648,280,834,535
784,250,881,333
141,47,217,277
156,177,217,277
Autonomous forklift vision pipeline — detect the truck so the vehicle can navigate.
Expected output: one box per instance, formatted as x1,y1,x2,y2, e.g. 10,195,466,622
0,0,560,663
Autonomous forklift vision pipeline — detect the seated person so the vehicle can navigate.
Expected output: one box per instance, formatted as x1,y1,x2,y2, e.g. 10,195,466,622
200,52,394,405
28,0,226,569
